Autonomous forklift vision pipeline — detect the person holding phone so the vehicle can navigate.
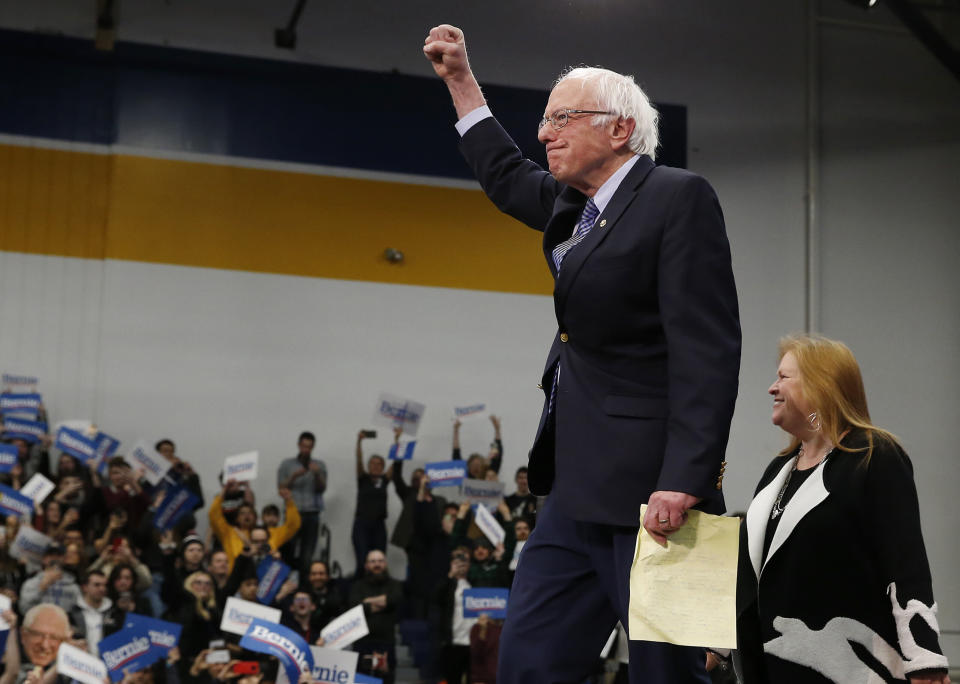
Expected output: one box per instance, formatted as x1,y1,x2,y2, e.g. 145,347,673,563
351,429,394,577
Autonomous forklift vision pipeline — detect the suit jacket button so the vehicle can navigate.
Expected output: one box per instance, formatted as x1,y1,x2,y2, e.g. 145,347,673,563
560,333,569,342
537,383,543,389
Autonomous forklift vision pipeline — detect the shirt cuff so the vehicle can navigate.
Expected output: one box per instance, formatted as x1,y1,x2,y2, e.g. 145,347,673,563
455,105,493,137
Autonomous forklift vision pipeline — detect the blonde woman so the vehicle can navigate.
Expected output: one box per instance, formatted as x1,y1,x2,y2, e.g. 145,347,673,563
737,335,949,683
171,571,220,683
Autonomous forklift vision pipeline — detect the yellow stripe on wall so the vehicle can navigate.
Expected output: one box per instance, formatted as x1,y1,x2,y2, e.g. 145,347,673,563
0,142,553,296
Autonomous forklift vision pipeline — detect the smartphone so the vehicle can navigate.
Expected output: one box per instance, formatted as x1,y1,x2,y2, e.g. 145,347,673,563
361,430,377,438
232,662,260,676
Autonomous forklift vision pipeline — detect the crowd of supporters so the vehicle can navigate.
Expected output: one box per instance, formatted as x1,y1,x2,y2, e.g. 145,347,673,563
0,402,543,684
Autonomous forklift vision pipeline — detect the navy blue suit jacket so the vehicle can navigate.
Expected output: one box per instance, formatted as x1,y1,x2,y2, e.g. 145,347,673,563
460,117,741,527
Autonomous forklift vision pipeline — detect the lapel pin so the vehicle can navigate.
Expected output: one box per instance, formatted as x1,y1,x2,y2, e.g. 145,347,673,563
599,219,607,228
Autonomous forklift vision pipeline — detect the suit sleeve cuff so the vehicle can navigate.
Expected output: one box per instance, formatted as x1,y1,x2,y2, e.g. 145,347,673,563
455,105,493,137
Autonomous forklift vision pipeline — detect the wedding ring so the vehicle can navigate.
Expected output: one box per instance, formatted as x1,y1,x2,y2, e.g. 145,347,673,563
658,518,670,524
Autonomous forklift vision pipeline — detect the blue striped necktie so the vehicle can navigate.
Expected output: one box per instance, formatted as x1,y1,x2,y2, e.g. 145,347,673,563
552,198,600,272
547,198,600,416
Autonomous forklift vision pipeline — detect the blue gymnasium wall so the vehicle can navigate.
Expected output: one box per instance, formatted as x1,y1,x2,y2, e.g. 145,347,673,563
0,28,687,177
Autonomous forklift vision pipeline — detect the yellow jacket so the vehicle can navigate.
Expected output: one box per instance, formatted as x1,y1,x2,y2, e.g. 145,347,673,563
208,493,301,570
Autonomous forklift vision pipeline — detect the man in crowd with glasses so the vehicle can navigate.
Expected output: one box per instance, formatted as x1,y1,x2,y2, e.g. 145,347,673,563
423,25,741,684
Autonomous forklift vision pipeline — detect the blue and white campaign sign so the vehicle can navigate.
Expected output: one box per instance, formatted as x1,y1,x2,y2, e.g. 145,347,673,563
354,675,383,684
8,526,51,565
387,441,416,461
223,450,259,482
0,417,47,443
55,427,98,463
0,444,18,473
93,432,120,474
1,374,38,391
319,604,369,651
461,479,505,512
58,642,110,684
124,614,182,661
0,393,42,418
276,645,359,684
473,502,506,547
99,620,158,681
256,557,292,605
453,403,486,421
220,596,282,636
241,618,314,684
124,440,171,486
153,485,201,531
0,483,34,519
20,474,55,506
425,460,467,489
462,588,509,619
372,392,426,437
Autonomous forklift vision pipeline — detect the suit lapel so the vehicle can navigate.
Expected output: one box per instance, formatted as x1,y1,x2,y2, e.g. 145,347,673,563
551,157,657,314
542,187,587,279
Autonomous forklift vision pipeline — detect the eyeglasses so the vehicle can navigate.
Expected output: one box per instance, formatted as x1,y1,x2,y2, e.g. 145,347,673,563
23,627,66,645
538,108,615,131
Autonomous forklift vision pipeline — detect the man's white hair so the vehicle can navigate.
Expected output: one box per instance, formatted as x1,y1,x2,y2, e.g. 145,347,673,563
23,603,70,633
556,66,660,160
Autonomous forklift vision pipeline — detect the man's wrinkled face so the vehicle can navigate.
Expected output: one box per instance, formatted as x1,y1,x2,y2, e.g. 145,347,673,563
23,608,70,666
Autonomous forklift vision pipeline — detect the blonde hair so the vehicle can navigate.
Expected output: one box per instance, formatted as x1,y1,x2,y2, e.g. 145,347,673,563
184,571,217,621
777,334,898,463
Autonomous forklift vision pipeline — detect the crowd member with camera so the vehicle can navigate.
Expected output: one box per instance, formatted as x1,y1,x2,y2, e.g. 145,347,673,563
277,431,327,580
352,429,394,577
209,480,300,570
19,545,80,614
431,545,476,684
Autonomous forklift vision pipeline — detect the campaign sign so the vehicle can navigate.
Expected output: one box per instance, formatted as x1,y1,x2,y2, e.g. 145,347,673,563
0,483,34,518
0,417,47,443
221,597,282,636
354,675,383,684
424,460,467,489
462,588,509,619
8,526,51,565
224,451,259,482
124,440,171,486
241,618,314,684
319,604,369,651
153,485,201,531
99,621,157,681
473,502,506,547
124,614,182,661
0,444,18,473
0,393,42,418
58,642,109,684
20,474,55,506
256,557,292,605
93,432,120,470
276,646,359,684
461,479,505,512
372,393,426,437
387,441,416,461
1,374,38,390
56,427,98,462
453,403,486,421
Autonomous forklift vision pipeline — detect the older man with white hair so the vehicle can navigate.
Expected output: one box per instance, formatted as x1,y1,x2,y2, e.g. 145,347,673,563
424,24,741,684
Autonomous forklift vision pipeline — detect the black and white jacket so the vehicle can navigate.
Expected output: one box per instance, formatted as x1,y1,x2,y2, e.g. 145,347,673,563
737,429,948,683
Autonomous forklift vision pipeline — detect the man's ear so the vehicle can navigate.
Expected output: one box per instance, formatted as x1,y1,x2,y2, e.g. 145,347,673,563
609,116,636,152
